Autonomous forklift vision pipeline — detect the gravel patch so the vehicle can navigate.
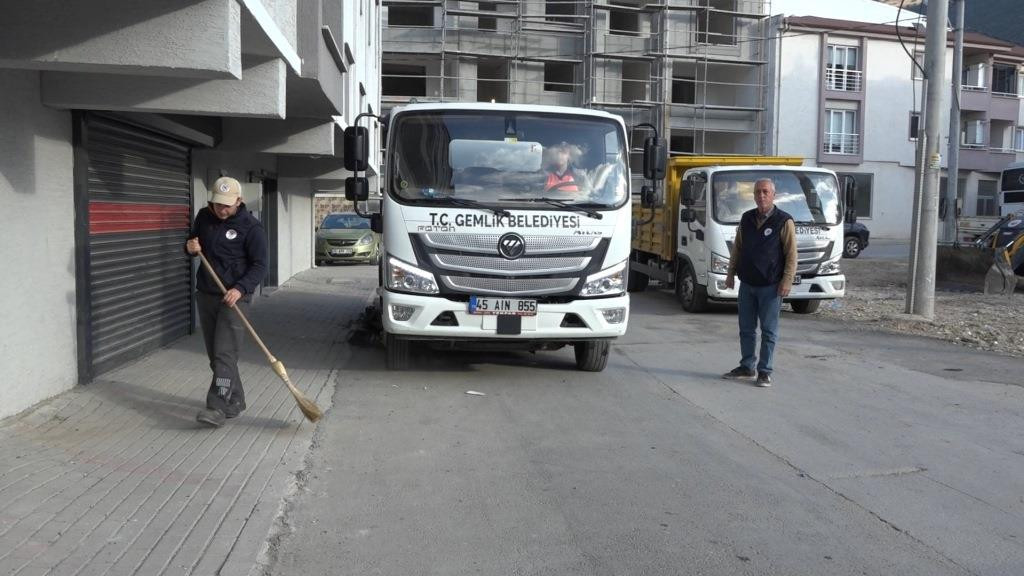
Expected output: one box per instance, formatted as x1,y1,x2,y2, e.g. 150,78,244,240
817,258,1024,358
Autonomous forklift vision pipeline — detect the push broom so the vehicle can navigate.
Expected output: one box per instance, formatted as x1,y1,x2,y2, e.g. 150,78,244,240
197,252,323,423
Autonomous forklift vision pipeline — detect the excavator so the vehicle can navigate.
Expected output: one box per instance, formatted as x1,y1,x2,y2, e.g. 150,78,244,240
973,212,1024,295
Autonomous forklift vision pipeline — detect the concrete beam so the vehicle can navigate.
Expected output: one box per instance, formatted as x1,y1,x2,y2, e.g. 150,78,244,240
219,118,337,155
41,58,286,119
239,0,301,73
0,0,241,79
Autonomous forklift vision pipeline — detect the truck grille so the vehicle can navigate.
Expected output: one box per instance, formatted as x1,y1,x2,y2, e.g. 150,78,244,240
414,232,608,297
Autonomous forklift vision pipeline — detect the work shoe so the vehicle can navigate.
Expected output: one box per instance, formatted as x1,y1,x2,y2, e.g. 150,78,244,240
196,408,226,428
223,400,246,419
756,372,772,388
722,366,756,380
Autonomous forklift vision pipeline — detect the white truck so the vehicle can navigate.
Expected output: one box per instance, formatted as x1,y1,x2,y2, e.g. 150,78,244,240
629,156,855,313
344,102,660,371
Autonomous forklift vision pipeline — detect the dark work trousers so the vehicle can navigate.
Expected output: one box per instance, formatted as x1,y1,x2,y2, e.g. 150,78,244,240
196,291,248,417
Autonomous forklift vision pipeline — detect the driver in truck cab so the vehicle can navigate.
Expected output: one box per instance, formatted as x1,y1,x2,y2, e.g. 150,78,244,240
544,141,583,193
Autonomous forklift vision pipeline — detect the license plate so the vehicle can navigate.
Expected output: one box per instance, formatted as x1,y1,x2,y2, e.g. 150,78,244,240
331,248,353,255
469,296,537,316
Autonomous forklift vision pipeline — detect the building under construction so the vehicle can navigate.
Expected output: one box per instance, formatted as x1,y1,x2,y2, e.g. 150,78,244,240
381,0,772,164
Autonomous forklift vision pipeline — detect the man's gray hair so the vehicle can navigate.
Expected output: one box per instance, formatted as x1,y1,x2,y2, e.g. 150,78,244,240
754,178,775,192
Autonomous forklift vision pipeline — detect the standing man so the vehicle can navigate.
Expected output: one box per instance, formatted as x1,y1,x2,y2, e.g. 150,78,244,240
186,176,268,427
722,178,797,388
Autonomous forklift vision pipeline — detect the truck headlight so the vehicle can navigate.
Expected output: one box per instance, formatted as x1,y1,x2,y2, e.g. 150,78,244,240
710,252,730,274
386,256,439,294
357,234,373,245
579,261,626,297
819,257,841,275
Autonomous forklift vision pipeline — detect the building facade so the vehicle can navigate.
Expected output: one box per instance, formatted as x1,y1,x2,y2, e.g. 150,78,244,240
767,14,1024,240
0,0,381,419
380,0,773,173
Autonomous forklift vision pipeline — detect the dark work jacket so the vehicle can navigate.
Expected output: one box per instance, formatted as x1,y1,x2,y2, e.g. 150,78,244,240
189,203,268,296
737,207,793,287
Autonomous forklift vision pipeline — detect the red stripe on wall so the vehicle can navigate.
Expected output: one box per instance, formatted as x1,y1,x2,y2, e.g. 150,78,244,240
89,202,190,235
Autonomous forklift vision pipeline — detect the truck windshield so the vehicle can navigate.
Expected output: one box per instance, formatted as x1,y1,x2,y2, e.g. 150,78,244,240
711,170,841,225
388,111,629,208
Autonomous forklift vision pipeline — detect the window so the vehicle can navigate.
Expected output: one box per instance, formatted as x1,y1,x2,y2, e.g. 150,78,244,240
609,8,640,37
909,112,920,140
963,120,986,146
545,0,576,24
992,63,1018,95
388,5,432,26
911,51,925,80
672,75,696,104
826,44,860,91
382,63,426,97
963,62,985,89
1016,127,1024,152
544,62,574,93
837,172,873,218
977,180,998,216
478,2,497,31
825,109,858,154
696,0,737,46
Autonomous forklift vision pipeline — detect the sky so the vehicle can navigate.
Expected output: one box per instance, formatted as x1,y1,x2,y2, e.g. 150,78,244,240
768,0,926,26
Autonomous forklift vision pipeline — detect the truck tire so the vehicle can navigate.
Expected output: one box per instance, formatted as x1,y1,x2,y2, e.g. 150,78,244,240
627,266,649,292
790,300,821,314
675,259,709,313
385,332,410,370
574,341,609,372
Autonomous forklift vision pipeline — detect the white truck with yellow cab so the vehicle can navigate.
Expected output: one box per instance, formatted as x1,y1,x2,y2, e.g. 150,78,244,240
630,156,856,314
344,103,664,370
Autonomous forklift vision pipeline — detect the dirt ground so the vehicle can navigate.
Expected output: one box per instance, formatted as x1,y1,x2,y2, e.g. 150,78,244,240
817,257,1024,358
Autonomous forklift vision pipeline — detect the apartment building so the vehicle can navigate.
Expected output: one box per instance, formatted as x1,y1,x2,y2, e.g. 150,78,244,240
380,0,772,171
0,0,381,418
766,14,1024,240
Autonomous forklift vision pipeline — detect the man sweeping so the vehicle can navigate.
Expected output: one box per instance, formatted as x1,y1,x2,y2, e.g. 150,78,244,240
186,176,268,427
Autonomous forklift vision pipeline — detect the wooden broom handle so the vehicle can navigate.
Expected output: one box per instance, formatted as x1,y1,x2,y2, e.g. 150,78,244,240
196,251,275,361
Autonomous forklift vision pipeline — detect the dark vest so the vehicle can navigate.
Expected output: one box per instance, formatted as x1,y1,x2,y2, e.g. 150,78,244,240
737,207,792,287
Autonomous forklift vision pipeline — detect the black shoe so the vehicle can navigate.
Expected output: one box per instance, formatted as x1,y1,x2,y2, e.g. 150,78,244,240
196,408,226,427
223,400,246,419
722,366,756,380
756,372,772,388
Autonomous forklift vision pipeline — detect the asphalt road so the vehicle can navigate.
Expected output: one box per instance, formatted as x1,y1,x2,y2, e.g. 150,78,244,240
270,265,1023,576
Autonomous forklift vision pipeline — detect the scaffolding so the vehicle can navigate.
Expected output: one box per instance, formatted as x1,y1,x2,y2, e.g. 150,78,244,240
380,0,771,157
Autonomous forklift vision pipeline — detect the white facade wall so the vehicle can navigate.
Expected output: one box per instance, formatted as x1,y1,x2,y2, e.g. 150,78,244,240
0,70,76,419
775,34,821,159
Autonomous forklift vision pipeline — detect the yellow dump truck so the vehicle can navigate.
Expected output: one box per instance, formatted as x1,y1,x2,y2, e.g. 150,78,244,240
629,156,855,313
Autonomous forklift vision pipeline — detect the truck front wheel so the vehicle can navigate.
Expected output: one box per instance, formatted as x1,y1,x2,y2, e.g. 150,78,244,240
574,341,609,372
675,259,709,313
790,300,821,314
385,332,410,370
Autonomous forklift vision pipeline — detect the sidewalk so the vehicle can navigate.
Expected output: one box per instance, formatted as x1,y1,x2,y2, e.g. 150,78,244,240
0,267,372,576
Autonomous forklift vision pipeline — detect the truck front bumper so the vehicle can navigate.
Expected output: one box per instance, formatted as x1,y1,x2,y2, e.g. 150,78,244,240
381,290,629,341
706,272,846,300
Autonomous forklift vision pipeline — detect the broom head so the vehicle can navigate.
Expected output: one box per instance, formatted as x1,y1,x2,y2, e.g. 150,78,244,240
271,359,323,422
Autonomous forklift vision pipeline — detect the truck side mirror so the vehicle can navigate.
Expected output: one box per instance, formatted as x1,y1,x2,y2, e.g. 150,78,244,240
680,208,697,223
640,184,660,208
681,180,697,206
346,176,369,201
842,174,857,224
643,136,667,181
344,126,369,172
370,213,383,234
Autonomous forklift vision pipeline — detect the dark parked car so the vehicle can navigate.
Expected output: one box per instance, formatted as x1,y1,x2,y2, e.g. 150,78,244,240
315,212,381,265
843,221,870,258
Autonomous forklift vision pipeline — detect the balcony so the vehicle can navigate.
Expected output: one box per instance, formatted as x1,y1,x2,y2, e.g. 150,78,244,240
822,133,860,155
825,68,862,93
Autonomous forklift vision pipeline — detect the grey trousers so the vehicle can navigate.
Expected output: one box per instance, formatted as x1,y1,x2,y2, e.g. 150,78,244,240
196,291,248,416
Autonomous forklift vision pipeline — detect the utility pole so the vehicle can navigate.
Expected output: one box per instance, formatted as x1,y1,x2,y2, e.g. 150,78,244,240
944,0,965,243
905,0,949,319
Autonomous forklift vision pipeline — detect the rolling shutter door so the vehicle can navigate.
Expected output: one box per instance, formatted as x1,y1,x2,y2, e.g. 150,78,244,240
83,116,193,377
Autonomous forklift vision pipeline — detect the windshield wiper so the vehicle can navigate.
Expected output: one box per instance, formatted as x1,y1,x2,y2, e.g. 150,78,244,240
417,196,510,218
498,197,602,220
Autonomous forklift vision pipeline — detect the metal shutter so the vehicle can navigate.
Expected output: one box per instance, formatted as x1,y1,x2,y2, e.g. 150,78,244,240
82,115,193,377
